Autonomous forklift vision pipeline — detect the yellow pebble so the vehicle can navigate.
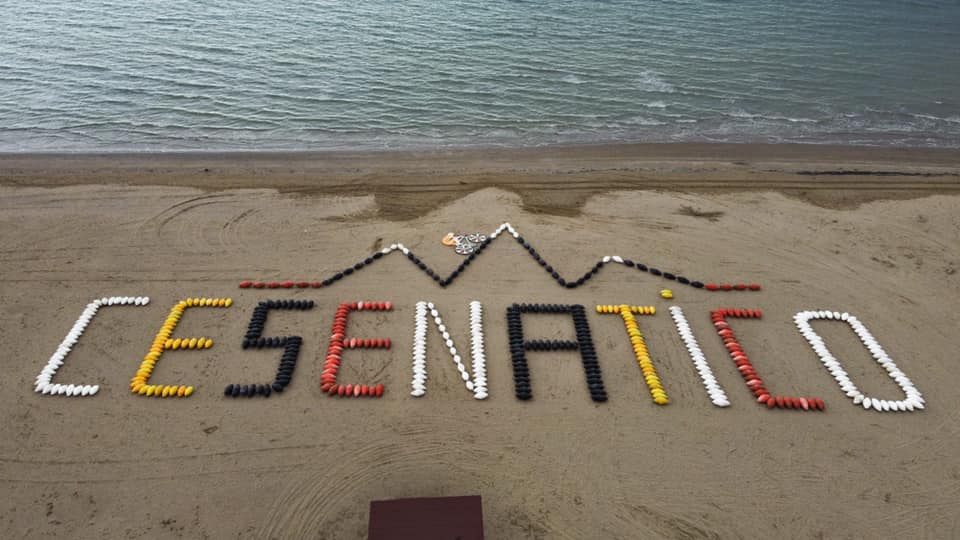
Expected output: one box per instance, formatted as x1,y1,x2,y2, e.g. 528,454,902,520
224,299,233,307
184,386,194,397
188,338,198,349
177,386,186,397
170,338,180,350
203,338,213,348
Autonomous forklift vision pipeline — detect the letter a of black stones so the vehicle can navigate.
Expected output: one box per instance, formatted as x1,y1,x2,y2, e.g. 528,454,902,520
227,299,314,398
506,303,607,402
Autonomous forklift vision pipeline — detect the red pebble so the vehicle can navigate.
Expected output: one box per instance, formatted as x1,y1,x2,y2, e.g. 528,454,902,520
757,393,771,403
296,281,310,288
281,281,294,288
814,398,825,410
345,384,353,396
720,284,734,291
310,281,324,288
253,282,266,289
383,338,391,349
793,397,804,409
384,302,393,310
320,383,332,392
748,284,762,290
766,397,777,408
328,384,339,395
353,385,361,397
375,384,384,397
360,385,369,396
337,385,346,396
775,396,785,408
706,284,719,291
239,281,253,288
266,282,280,288
799,397,810,410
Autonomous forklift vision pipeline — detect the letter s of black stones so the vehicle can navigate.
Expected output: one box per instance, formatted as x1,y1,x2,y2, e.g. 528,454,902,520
226,299,314,398
505,303,607,403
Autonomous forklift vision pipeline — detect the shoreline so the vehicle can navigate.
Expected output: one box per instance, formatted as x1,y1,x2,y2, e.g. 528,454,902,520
3,142,958,219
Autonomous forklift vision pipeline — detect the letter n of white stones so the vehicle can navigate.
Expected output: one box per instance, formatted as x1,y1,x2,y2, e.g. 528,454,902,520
669,306,730,407
794,310,924,413
410,300,488,400
34,296,150,397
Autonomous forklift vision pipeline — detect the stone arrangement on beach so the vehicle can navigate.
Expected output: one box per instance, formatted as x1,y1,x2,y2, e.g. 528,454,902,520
322,301,391,398
35,296,149,397
669,306,730,407
794,310,924,412
410,300,488,399
29,296,926,411
131,297,232,398
597,304,668,405
237,223,760,292
712,308,824,411
507,303,606,402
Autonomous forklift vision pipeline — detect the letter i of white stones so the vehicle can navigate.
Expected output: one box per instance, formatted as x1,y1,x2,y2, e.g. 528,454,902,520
410,300,489,400
669,306,729,407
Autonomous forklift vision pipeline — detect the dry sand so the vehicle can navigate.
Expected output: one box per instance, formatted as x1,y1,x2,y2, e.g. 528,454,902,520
1,143,959,539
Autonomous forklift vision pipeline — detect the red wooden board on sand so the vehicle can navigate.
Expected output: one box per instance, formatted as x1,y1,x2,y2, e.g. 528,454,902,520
368,495,484,540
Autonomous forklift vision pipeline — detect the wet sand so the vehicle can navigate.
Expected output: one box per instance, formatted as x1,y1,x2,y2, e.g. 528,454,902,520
1,143,959,539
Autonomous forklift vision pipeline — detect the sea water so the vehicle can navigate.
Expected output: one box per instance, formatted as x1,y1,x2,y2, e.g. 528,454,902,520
0,0,958,151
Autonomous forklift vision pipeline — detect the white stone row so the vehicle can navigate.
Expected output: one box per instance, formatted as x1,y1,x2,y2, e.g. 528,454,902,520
469,301,488,399
669,306,730,407
794,310,924,412
410,300,488,399
34,296,149,397
411,301,428,397
490,222,518,240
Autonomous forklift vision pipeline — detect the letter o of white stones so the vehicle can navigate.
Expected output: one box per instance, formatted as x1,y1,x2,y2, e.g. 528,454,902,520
794,310,924,412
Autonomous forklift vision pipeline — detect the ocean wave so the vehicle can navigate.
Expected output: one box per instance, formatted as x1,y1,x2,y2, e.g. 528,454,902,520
724,111,818,123
637,71,675,93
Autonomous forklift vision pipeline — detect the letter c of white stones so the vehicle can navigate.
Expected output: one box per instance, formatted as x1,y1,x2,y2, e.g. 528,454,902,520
33,296,149,397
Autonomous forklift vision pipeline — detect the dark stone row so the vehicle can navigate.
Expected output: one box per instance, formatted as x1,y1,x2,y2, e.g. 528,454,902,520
524,340,580,351
309,232,710,291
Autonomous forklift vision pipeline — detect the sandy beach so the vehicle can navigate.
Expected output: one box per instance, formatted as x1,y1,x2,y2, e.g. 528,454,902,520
2,143,960,539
